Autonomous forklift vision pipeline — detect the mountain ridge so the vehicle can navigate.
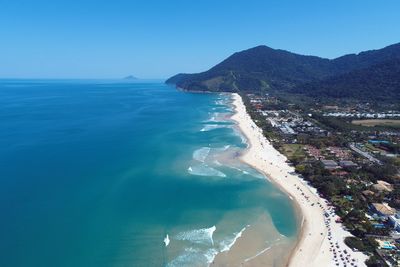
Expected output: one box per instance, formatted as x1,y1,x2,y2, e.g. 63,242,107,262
166,43,400,100
292,58,400,101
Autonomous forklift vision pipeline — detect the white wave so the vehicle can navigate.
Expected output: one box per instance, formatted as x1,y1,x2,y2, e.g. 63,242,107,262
193,147,210,162
228,165,265,179
204,112,231,124
188,164,226,177
249,171,266,179
211,106,232,113
215,100,225,106
229,165,250,175
175,226,216,245
209,116,217,122
200,124,224,132
164,234,170,247
204,113,218,123
219,225,249,252
201,123,233,132
166,246,217,267
213,160,222,166
166,247,201,267
213,145,230,151
231,127,248,145
204,248,218,264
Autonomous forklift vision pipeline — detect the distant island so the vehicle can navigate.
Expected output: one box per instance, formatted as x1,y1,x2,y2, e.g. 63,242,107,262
124,75,139,80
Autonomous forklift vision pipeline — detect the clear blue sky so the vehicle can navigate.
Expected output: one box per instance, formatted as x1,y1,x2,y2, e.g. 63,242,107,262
1,0,399,79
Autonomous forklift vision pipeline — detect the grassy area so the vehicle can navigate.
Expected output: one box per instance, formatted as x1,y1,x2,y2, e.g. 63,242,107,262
281,144,305,159
394,157,400,166
363,143,393,157
364,143,382,153
352,119,400,128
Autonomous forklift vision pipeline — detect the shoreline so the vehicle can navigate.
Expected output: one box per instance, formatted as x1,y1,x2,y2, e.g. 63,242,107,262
228,93,368,267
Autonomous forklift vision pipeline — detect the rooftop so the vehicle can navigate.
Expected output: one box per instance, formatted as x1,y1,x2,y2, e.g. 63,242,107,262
372,180,393,192
372,203,396,216
321,160,339,169
339,160,358,167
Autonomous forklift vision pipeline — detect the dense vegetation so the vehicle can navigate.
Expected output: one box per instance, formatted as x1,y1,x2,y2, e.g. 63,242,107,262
167,45,333,92
240,92,400,266
292,59,400,101
166,43,400,101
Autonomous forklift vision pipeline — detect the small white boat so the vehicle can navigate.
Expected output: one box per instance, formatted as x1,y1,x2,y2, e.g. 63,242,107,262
164,234,170,247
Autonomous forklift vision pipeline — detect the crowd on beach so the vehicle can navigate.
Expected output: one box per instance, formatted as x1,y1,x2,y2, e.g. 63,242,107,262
293,182,365,267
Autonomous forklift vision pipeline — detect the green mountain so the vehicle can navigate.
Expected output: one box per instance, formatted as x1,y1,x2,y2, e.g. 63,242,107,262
292,59,400,101
166,43,400,99
166,45,333,92
332,43,400,73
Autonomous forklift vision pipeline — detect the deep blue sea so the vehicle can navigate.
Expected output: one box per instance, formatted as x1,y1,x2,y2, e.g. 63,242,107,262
0,80,298,267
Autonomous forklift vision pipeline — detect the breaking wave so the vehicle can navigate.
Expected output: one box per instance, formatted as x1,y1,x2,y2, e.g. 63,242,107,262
167,226,218,267
193,147,211,162
200,124,227,132
204,112,232,123
175,226,216,245
219,225,249,252
228,165,266,179
188,164,226,177
166,247,218,267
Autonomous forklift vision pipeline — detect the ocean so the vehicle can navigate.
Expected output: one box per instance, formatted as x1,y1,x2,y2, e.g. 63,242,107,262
0,80,298,267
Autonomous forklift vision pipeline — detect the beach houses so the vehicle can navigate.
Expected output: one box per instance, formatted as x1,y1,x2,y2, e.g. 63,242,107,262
371,203,396,219
321,159,339,170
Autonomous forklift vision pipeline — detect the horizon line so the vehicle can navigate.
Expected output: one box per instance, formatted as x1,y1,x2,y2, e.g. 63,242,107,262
0,77,167,81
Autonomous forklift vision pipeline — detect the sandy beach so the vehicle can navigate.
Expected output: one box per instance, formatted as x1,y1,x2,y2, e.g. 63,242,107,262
214,93,369,267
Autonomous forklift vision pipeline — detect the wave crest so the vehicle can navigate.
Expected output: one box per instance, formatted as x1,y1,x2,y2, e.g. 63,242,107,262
188,164,226,177
193,147,210,162
175,226,217,245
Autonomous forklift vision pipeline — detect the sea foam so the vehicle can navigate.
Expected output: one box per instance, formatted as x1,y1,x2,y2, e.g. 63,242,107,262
167,226,218,266
200,124,225,132
166,246,218,267
166,247,201,267
175,226,216,245
219,225,249,252
204,112,231,123
188,164,226,177
204,248,219,264
193,147,211,162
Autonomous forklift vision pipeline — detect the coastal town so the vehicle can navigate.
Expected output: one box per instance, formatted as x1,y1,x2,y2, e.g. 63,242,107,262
242,93,400,267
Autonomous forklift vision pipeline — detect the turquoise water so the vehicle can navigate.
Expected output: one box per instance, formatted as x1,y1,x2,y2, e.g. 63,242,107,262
0,80,298,267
